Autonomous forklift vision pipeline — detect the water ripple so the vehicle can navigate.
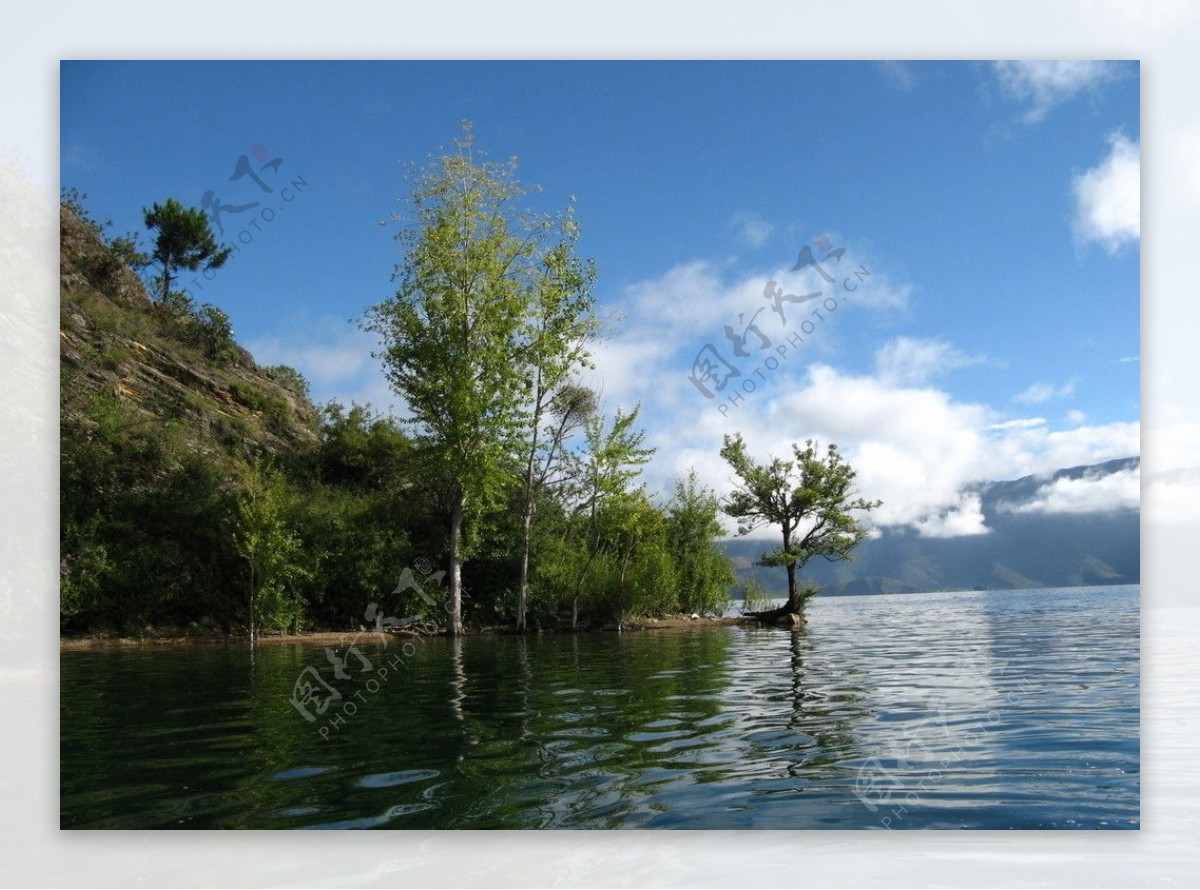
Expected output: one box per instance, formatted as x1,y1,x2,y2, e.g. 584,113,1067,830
60,586,1139,829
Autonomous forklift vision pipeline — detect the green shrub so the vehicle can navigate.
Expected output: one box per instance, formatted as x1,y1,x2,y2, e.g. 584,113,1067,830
738,576,774,613
192,304,238,362
263,364,310,399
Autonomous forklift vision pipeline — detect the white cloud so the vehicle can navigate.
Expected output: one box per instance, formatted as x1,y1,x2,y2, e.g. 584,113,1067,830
585,256,1138,542
987,417,1047,431
874,336,984,385
247,319,374,386
1065,409,1087,425
730,211,774,249
589,246,909,407
1072,133,1140,252
992,61,1122,122
1014,378,1078,404
913,493,990,538
984,419,1140,479
845,271,911,311
245,316,405,415
1009,466,1140,515
670,363,1138,540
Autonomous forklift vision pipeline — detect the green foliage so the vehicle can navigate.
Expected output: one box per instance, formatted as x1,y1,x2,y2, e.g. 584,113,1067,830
159,288,196,316
190,303,238,362
794,583,820,611
511,195,601,630
720,434,880,611
667,470,736,616
362,125,533,510
263,364,311,399
109,232,148,270
522,406,730,629
738,575,775,613
151,290,239,364
229,382,291,430
143,197,232,302
60,528,112,623
573,405,655,515
595,493,674,624
362,123,576,633
95,344,132,371
558,404,656,626
61,189,148,290
61,187,107,236
60,381,243,631
59,168,743,638
235,462,310,635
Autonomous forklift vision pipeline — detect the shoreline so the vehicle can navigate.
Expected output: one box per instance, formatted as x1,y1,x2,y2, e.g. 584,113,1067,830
59,615,765,650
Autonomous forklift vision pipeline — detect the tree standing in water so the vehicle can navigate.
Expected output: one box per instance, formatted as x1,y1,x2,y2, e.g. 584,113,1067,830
720,434,879,620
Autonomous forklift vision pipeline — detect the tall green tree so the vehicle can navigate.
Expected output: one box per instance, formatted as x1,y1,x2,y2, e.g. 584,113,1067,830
667,470,736,616
516,382,596,631
234,462,308,640
512,211,600,631
362,125,550,635
143,197,231,302
719,435,880,614
597,491,671,629
564,404,655,628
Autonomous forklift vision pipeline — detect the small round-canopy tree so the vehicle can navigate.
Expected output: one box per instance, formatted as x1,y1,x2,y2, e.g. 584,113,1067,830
719,434,880,619
143,198,231,301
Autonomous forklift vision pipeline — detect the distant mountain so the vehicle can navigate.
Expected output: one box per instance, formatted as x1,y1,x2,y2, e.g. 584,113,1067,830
723,457,1140,596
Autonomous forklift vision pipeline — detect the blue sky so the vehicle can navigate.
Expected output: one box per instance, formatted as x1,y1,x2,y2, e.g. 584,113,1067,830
61,60,1141,537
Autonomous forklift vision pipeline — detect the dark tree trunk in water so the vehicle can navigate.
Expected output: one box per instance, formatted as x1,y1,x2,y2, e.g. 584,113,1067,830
744,602,800,624
745,552,805,626
781,522,799,611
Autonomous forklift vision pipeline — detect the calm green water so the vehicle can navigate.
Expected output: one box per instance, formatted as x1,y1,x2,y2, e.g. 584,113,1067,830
60,586,1139,829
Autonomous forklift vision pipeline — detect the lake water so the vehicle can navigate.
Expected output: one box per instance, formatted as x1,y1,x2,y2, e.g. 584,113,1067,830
60,585,1139,830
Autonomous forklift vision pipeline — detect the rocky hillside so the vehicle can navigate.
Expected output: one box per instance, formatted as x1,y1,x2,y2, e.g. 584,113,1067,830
59,202,339,633
60,205,319,463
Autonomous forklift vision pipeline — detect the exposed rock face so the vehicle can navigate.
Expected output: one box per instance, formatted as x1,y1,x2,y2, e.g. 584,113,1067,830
60,208,319,463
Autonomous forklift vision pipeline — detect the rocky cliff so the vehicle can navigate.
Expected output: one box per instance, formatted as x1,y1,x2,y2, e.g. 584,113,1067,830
59,206,319,464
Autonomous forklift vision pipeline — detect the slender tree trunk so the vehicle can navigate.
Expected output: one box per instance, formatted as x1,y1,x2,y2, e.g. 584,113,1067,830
782,525,798,611
449,495,465,636
571,546,598,630
517,504,533,632
248,561,255,644
160,251,171,303
617,555,630,632
516,373,544,634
